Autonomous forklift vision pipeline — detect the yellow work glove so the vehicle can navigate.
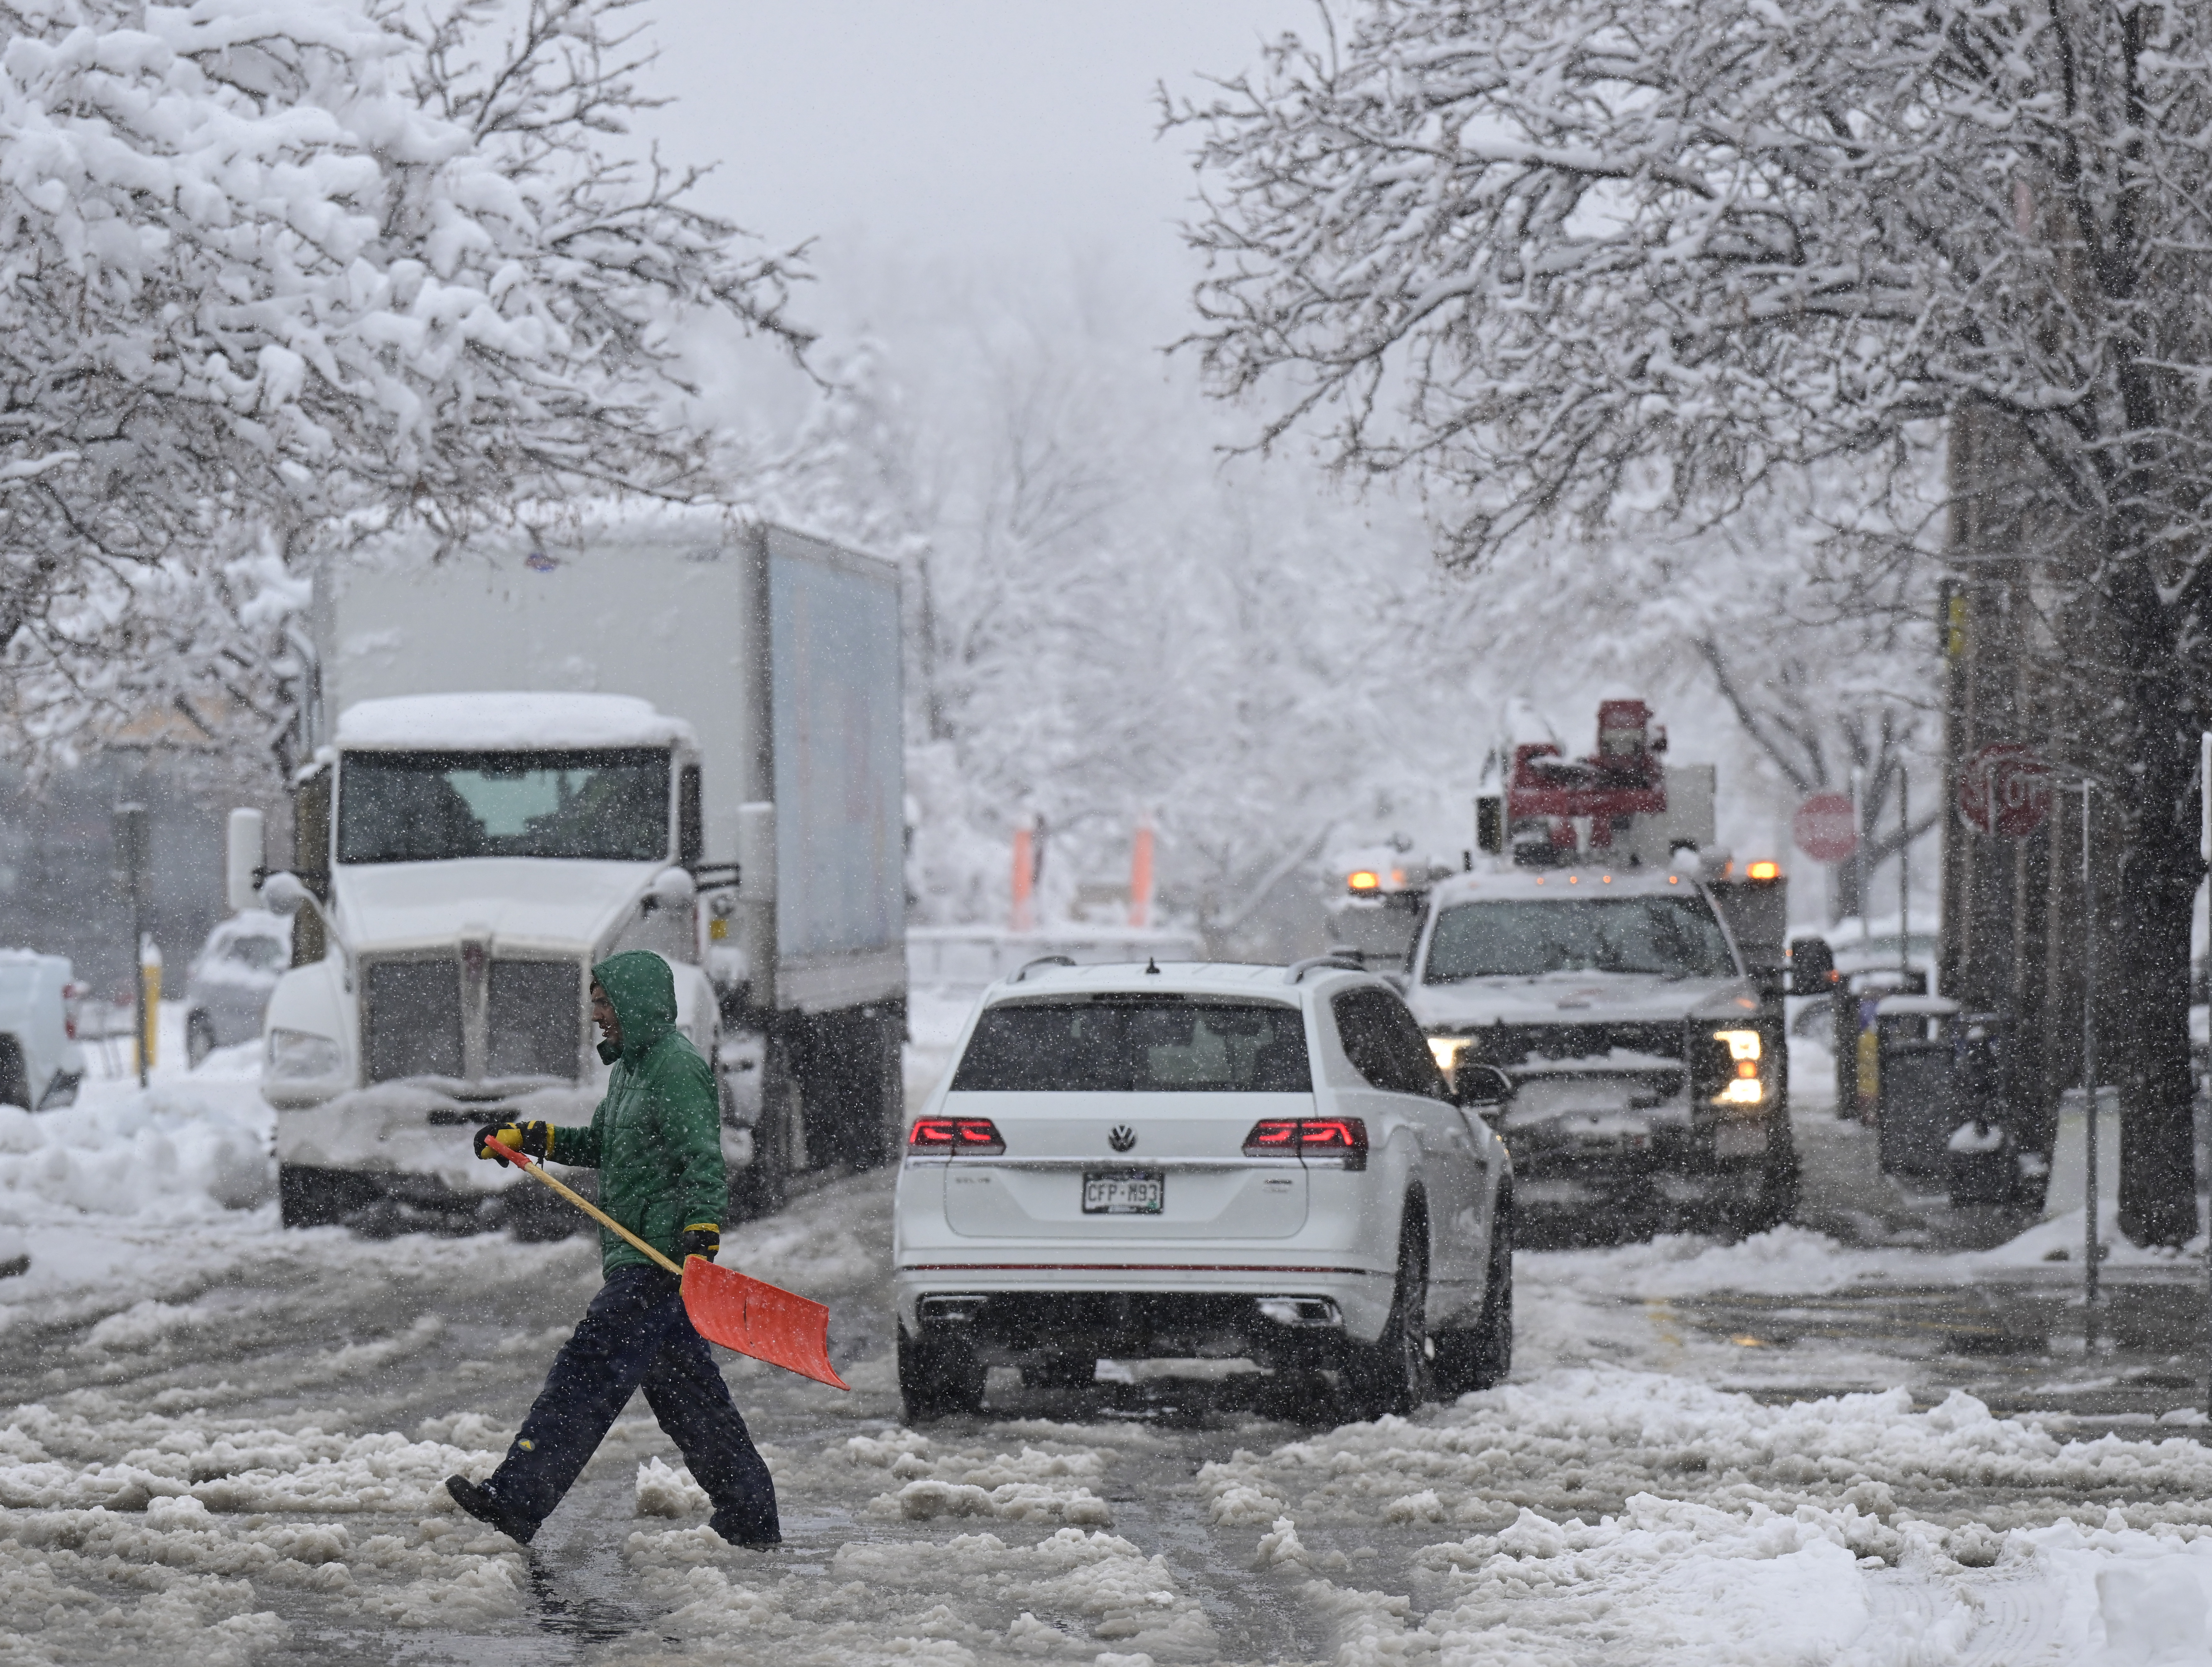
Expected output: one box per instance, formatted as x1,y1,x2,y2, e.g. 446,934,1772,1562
472,1121,553,1166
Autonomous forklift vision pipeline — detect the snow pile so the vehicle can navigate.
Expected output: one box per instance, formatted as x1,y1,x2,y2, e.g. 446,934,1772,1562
1202,1369,2212,1531
0,1395,505,1516
0,1089,274,1223
1222,1370,2212,1663
845,1428,1116,1526
1527,1224,1929,1299
636,1455,708,1517
0,1390,528,1662
622,1524,1216,1660
1281,1503,2212,1666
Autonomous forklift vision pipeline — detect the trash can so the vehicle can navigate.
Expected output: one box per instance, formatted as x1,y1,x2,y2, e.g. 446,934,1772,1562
1875,995,1961,1177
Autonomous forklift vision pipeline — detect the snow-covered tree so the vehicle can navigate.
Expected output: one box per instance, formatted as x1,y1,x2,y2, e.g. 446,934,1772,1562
1174,0,2212,1244
0,0,807,763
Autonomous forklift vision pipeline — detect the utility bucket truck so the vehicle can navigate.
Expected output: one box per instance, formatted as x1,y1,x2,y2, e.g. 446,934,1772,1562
1395,701,1821,1239
231,514,906,1235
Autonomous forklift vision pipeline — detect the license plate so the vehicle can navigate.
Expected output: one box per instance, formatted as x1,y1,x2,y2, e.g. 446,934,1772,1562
1083,1171,1164,1214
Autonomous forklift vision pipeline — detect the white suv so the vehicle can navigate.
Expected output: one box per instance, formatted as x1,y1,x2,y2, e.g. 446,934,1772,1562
892,958,1514,1420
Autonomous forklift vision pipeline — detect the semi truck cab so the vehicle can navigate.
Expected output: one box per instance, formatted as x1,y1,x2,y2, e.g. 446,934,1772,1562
244,693,731,1232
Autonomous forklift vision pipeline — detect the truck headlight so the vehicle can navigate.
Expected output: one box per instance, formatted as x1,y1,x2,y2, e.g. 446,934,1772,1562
1427,1037,1470,1074
1710,1030,1763,1106
268,1028,344,1081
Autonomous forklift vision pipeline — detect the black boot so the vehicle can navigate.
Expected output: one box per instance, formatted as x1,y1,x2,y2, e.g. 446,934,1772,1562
446,1475,539,1545
709,1507,780,1551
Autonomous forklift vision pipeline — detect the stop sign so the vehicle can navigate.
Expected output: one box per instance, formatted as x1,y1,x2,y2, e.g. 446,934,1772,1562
1959,743,2054,838
1793,793,1858,863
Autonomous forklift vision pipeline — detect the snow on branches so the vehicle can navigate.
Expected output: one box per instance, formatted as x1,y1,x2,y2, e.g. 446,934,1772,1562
0,0,807,759
1171,0,2212,576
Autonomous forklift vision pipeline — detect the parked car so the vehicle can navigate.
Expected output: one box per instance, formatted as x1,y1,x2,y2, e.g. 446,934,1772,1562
0,951,87,1110
184,911,291,1067
892,957,1515,1421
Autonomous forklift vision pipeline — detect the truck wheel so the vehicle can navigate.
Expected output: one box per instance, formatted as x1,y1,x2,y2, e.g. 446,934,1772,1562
1434,1192,1513,1395
1345,1209,1431,1420
727,1081,791,1223
898,1326,985,1422
501,1177,587,1242
278,1165,378,1229
1718,1136,1801,1239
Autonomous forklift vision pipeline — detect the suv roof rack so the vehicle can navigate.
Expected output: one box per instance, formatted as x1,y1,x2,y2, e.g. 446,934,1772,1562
1286,953,1364,984
1012,955,1077,983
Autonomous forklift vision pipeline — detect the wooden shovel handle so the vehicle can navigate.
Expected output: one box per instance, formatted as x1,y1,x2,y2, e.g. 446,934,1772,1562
500,1147,683,1277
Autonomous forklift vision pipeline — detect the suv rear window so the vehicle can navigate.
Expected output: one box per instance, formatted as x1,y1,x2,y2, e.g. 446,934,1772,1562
951,999,1312,1093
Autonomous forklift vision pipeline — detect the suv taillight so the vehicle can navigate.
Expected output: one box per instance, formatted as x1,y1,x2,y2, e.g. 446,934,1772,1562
909,1116,1006,1155
1242,1117,1367,1170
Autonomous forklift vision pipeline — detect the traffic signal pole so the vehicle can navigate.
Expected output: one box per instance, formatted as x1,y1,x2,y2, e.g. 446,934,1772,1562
2082,778,2098,1350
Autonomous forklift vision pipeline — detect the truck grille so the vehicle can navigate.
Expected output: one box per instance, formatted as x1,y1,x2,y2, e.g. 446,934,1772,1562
488,960,583,1079
1457,1023,1685,1070
365,959,463,1082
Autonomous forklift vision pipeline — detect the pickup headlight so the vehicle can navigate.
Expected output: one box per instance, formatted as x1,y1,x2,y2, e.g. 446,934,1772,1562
268,1028,345,1081
1709,1029,1764,1107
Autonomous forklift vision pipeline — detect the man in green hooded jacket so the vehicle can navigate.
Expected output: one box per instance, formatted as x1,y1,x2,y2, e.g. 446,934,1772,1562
443,950,779,1549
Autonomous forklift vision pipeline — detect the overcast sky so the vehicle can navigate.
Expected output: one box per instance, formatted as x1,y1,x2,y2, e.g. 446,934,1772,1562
634,1,1306,345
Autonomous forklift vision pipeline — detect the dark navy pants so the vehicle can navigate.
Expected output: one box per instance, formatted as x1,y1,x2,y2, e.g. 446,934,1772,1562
490,1264,779,1544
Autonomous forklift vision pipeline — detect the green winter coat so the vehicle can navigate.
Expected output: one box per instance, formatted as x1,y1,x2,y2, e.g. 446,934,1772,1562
546,951,725,1276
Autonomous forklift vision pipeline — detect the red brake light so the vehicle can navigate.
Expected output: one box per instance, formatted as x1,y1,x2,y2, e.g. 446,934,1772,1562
1298,1118,1366,1156
1242,1116,1367,1170
953,1118,1005,1155
909,1116,1004,1155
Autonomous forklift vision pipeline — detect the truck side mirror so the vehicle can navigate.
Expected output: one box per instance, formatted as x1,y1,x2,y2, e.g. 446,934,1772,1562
1789,936,1836,997
1453,1061,1514,1112
226,808,264,914
259,871,312,916
1475,795,1505,856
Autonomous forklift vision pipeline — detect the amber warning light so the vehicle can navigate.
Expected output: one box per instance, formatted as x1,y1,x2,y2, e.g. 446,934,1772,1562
1347,871,1380,892
1747,860,1781,881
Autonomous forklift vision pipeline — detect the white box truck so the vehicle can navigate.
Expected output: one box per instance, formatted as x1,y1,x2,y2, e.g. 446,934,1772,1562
230,510,906,1234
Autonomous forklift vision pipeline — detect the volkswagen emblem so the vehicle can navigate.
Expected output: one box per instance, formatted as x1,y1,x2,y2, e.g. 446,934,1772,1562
1108,1125,1137,1153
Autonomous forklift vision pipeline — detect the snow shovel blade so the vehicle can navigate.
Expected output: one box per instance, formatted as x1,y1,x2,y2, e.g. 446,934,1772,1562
681,1257,849,1390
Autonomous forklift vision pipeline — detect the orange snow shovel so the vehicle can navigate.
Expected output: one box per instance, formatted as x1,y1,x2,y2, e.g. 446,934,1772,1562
497,1147,848,1391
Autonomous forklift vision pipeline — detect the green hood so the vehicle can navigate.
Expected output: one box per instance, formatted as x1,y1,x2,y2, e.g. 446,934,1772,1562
593,950,678,1067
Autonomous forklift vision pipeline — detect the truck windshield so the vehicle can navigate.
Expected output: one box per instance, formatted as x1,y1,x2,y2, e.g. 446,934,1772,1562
337,750,670,864
1423,896,1737,982
952,1000,1311,1093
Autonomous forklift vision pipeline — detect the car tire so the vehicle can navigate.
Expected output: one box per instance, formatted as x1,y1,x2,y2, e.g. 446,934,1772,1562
1435,1191,1513,1395
1345,1207,1431,1420
186,1011,215,1070
898,1326,985,1422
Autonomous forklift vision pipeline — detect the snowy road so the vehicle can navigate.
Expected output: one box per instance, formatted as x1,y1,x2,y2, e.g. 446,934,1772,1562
9,1045,2212,1661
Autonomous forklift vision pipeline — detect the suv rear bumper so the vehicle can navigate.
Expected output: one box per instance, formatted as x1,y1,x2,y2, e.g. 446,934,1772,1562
893,1259,1398,1351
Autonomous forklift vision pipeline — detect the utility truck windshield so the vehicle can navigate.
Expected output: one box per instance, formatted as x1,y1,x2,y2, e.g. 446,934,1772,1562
338,749,670,864
1424,896,1736,983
